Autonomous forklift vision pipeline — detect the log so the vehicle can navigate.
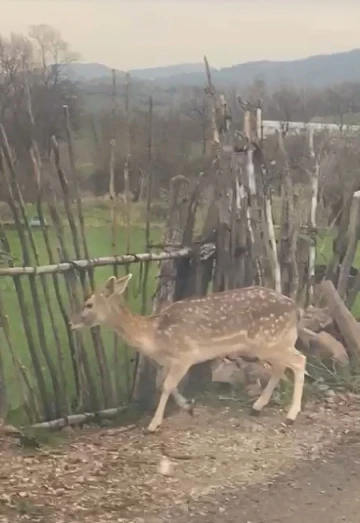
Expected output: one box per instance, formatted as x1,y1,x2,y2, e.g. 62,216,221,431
29,406,129,430
320,280,360,362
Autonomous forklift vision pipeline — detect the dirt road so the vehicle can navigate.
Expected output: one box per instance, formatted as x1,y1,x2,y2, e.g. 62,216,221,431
167,432,360,523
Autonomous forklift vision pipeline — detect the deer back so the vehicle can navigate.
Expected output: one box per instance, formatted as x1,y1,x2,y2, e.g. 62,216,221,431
153,287,298,359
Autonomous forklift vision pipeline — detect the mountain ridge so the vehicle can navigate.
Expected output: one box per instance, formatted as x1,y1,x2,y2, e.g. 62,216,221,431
66,48,360,87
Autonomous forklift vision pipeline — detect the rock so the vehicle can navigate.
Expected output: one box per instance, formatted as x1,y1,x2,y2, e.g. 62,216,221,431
299,306,333,333
211,359,246,387
246,383,262,398
212,358,274,390
325,389,336,398
243,361,272,388
317,383,330,392
309,331,349,366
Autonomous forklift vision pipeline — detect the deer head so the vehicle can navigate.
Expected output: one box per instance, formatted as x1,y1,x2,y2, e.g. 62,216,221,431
69,273,133,330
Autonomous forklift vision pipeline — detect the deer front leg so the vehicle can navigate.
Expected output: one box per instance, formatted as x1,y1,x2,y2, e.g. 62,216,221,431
147,363,190,433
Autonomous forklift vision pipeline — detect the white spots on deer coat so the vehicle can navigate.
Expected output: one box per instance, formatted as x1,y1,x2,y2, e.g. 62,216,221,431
153,286,296,353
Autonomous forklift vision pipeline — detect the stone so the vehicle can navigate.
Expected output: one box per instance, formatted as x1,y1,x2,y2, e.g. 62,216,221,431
211,359,246,387
310,331,349,366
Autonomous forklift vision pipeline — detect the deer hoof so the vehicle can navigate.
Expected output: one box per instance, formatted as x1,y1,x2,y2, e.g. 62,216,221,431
186,399,195,416
144,425,158,435
250,407,261,417
285,418,295,426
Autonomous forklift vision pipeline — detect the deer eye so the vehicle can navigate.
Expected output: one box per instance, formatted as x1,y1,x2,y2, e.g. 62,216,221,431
85,303,93,309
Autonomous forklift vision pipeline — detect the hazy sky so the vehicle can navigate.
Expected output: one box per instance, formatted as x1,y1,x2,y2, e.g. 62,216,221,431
0,0,359,70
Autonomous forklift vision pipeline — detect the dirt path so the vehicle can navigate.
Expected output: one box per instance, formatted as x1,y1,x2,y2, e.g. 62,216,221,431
1,394,360,522
167,432,360,523
233,434,360,523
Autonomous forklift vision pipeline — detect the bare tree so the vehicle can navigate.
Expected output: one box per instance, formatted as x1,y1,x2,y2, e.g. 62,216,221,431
28,24,81,158
322,83,360,131
28,24,79,87
0,27,82,200
183,87,210,158
269,85,319,124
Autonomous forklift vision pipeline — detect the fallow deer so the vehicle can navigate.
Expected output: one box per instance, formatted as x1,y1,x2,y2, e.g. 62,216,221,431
70,274,306,433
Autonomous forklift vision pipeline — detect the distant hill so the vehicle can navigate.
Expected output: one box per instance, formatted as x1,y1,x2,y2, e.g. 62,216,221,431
130,62,214,80
67,62,210,82
66,62,124,81
67,49,360,88
153,49,360,88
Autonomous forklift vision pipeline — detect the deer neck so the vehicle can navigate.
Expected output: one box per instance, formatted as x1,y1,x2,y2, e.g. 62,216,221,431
105,296,156,356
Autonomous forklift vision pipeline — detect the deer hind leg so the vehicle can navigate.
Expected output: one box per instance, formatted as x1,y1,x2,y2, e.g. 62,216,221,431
284,348,306,424
147,363,190,433
171,389,194,415
251,363,285,414
156,366,193,414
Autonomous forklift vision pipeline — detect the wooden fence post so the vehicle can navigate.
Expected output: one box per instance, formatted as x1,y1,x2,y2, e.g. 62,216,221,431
131,175,191,410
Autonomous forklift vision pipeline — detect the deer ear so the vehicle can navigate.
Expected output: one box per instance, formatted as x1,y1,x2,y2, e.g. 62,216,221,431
114,273,133,295
102,276,116,297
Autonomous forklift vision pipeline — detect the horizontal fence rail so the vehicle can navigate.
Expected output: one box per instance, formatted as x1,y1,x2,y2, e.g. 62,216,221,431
0,242,216,426
0,247,193,276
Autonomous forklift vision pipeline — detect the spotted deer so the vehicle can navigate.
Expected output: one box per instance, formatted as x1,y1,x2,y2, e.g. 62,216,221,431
70,274,306,433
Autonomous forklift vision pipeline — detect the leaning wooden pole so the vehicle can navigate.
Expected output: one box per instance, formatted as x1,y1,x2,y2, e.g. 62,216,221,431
337,190,360,300
123,72,132,258
63,105,96,289
131,96,154,403
278,130,298,299
46,193,98,411
25,85,69,413
258,152,281,292
51,136,112,409
307,127,320,305
141,96,154,316
108,68,123,402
